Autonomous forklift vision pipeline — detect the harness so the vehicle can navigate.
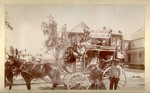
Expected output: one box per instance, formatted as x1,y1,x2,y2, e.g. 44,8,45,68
5,58,51,83
18,63,51,83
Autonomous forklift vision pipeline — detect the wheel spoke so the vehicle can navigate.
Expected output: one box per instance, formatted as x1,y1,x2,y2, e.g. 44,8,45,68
118,82,124,86
66,73,90,90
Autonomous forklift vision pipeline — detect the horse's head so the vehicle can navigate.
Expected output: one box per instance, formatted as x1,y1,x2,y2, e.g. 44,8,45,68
5,55,25,78
6,55,15,65
6,55,24,68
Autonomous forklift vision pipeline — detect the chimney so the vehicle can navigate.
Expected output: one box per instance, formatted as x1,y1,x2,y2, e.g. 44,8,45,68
109,29,112,33
103,26,106,30
118,30,122,34
64,24,67,28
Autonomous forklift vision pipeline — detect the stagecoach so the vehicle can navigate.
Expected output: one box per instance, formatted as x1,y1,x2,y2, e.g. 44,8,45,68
5,45,126,90
63,45,126,90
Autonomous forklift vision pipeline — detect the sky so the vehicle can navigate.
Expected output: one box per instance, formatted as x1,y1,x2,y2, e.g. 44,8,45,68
5,4,145,54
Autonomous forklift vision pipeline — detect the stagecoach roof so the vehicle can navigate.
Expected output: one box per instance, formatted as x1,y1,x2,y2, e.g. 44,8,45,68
86,45,116,52
90,31,111,39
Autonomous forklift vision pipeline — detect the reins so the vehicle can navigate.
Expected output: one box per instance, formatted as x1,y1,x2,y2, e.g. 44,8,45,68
17,63,51,83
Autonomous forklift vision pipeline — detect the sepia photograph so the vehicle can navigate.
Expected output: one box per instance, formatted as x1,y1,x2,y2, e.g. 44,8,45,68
4,4,145,91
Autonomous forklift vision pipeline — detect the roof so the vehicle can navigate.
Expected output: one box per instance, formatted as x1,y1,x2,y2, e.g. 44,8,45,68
126,47,144,53
68,21,90,33
131,27,145,40
86,45,116,52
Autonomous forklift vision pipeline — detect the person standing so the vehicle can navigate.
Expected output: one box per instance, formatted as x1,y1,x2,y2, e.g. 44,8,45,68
108,59,122,90
87,54,99,88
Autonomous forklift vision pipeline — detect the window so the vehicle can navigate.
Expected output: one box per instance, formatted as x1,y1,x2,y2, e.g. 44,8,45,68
128,54,131,62
139,53,141,58
133,44,134,46
112,37,117,45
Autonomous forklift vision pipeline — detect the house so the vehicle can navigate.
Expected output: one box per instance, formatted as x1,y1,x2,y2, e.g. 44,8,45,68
67,21,125,71
68,22,123,49
125,27,145,69
67,21,90,46
19,49,32,62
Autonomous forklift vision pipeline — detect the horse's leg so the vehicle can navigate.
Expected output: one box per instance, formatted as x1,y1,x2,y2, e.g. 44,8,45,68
48,70,61,89
50,70,60,88
5,77,13,90
24,77,31,90
47,74,58,88
9,81,12,90
44,64,59,89
56,69,60,85
21,73,31,90
6,72,13,90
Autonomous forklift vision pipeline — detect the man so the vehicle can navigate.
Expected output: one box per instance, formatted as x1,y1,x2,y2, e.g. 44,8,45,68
87,54,99,69
97,40,102,49
75,42,86,56
107,59,122,90
87,54,100,88
62,47,77,73
100,55,113,69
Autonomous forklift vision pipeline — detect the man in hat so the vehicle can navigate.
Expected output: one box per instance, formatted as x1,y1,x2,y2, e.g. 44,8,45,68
107,59,122,90
87,53,100,88
62,47,77,73
87,53,99,69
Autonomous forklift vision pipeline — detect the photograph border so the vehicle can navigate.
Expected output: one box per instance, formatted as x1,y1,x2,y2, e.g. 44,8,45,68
0,0,150,93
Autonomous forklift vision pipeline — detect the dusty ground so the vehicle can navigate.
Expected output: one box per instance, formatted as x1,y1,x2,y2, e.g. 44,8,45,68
4,68,144,90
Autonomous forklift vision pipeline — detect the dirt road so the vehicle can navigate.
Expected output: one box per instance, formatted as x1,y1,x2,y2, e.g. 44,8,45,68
4,68,144,90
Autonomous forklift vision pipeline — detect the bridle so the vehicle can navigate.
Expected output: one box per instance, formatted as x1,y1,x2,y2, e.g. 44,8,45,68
6,57,25,76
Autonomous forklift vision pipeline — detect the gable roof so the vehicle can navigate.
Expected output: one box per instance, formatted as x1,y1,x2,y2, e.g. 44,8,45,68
69,21,90,33
131,27,145,40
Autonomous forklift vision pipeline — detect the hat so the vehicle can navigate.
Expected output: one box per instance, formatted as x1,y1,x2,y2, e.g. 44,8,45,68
84,29,90,34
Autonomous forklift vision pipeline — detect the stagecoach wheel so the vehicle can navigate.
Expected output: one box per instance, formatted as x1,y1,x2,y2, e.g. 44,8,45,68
118,70,126,89
102,68,126,90
102,68,110,90
63,73,72,87
66,73,90,90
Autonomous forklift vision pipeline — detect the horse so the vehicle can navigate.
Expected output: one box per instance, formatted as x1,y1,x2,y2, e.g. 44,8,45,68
5,56,23,90
5,56,60,90
5,61,14,90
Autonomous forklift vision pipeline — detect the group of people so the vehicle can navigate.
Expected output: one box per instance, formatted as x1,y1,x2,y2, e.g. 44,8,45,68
62,42,86,73
6,42,122,90
62,42,122,90
87,54,122,90
6,29,122,90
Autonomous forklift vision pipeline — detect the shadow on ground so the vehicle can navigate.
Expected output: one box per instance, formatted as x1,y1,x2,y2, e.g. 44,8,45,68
38,86,67,90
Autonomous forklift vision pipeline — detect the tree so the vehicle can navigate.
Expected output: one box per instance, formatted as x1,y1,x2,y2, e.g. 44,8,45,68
60,24,68,49
5,12,13,30
41,15,64,62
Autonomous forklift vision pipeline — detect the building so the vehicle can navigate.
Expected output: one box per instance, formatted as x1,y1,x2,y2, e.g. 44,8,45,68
125,27,145,69
67,21,90,46
68,22,123,50
121,40,130,62
19,49,32,62
67,21,124,71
